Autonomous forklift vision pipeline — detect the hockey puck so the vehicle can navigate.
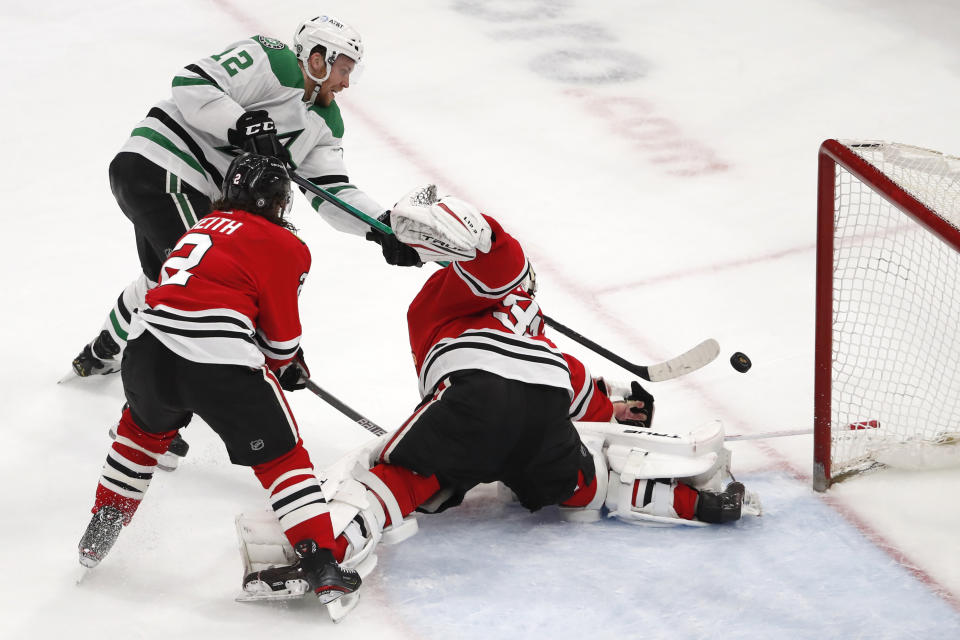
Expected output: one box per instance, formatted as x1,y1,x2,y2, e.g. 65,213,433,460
730,352,752,373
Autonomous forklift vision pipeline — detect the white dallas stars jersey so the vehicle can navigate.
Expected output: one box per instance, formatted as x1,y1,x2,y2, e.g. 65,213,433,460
407,216,574,399
118,34,379,235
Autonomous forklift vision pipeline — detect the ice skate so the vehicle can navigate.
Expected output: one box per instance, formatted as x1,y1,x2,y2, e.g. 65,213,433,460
696,481,745,523
294,539,362,605
72,330,121,377
78,505,125,568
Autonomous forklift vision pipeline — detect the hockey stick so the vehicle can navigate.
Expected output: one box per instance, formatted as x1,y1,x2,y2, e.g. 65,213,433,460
724,428,812,441
542,314,720,382
291,174,719,382
289,172,391,234
302,379,387,437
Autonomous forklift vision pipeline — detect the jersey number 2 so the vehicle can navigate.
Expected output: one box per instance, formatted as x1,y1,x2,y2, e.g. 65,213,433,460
161,233,213,287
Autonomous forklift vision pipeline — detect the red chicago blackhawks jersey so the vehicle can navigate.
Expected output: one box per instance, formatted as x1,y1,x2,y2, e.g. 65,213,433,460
564,353,615,422
407,215,573,399
128,209,310,369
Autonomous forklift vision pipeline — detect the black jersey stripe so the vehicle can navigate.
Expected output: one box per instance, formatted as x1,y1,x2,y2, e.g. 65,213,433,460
147,107,224,188
145,323,257,343
420,340,569,385
305,174,349,186
456,329,561,356
422,330,563,371
143,307,252,330
115,292,132,323
570,384,593,419
254,332,300,357
453,260,530,298
184,64,223,91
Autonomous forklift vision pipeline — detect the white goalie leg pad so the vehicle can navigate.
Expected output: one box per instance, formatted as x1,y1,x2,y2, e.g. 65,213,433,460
558,434,609,523
576,419,735,490
322,461,420,574
390,184,493,263
575,420,740,526
604,474,708,527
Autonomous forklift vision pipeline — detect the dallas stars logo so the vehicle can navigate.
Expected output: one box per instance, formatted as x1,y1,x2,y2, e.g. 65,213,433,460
257,36,286,50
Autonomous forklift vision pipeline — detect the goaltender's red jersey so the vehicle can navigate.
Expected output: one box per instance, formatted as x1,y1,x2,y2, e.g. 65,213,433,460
407,215,574,399
129,209,310,369
564,352,615,422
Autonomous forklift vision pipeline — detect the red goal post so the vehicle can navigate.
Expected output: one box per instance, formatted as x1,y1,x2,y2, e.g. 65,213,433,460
814,139,960,491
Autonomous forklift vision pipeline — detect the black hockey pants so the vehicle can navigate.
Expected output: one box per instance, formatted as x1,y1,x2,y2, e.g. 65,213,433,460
121,331,299,466
109,152,212,281
382,370,596,512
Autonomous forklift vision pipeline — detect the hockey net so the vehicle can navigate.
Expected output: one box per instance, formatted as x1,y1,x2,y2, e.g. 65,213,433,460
814,139,960,490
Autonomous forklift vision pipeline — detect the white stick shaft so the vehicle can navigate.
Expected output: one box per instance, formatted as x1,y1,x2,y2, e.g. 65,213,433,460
724,428,813,441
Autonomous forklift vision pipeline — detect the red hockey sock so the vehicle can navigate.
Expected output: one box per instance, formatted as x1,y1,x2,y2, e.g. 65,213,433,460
93,408,177,525
252,440,335,549
369,463,441,526
560,470,598,508
329,464,440,563
673,482,699,520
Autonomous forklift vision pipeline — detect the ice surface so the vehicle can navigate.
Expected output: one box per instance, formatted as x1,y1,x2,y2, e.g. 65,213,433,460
2,1,959,638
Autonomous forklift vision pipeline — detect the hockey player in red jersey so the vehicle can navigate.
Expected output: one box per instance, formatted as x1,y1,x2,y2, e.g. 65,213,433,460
239,186,758,606
77,153,360,605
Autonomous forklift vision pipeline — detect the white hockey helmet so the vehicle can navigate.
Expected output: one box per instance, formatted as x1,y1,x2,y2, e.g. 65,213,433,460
294,15,364,85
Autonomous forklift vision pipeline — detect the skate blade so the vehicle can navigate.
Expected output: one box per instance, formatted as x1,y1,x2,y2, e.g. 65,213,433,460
325,591,360,623
236,579,310,603
58,370,79,384
75,564,93,585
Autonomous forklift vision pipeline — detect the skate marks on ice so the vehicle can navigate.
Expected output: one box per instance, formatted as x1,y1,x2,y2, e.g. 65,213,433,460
374,476,960,640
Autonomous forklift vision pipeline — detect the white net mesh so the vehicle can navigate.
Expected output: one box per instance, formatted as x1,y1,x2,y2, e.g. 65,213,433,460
830,141,960,478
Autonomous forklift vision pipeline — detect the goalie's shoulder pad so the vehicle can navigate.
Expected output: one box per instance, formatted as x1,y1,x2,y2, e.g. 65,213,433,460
390,184,492,263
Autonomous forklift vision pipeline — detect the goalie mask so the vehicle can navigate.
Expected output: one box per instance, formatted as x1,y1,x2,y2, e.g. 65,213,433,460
222,153,293,218
294,15,364,87
389,185,493,263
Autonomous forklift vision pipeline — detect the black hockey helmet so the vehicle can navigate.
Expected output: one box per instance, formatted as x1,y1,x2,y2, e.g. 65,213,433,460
222,153,292,216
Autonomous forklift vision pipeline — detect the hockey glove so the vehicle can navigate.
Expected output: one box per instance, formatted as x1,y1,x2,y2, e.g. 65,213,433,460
365,212,423,267
611,380,655,429
276,348,310,392
228,110,289,162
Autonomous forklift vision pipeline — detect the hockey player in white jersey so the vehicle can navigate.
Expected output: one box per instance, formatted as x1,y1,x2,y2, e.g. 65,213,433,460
72,14,398,378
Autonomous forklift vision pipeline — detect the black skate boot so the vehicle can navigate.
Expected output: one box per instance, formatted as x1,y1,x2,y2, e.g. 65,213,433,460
72,330,121,377
78,505,125,568
157,434,190,472
695,482,745,524
295,539,362,604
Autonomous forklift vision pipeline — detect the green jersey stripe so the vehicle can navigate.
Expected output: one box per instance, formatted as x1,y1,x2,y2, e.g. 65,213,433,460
173,76,215,88
174,192,198,227
109,310,130,341
132,127,207,177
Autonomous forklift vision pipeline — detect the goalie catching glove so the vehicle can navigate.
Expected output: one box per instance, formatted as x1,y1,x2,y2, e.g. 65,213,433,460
383,184,493,264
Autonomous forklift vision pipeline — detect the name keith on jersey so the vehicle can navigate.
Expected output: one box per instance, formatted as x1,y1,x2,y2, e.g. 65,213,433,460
194,215,243,234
